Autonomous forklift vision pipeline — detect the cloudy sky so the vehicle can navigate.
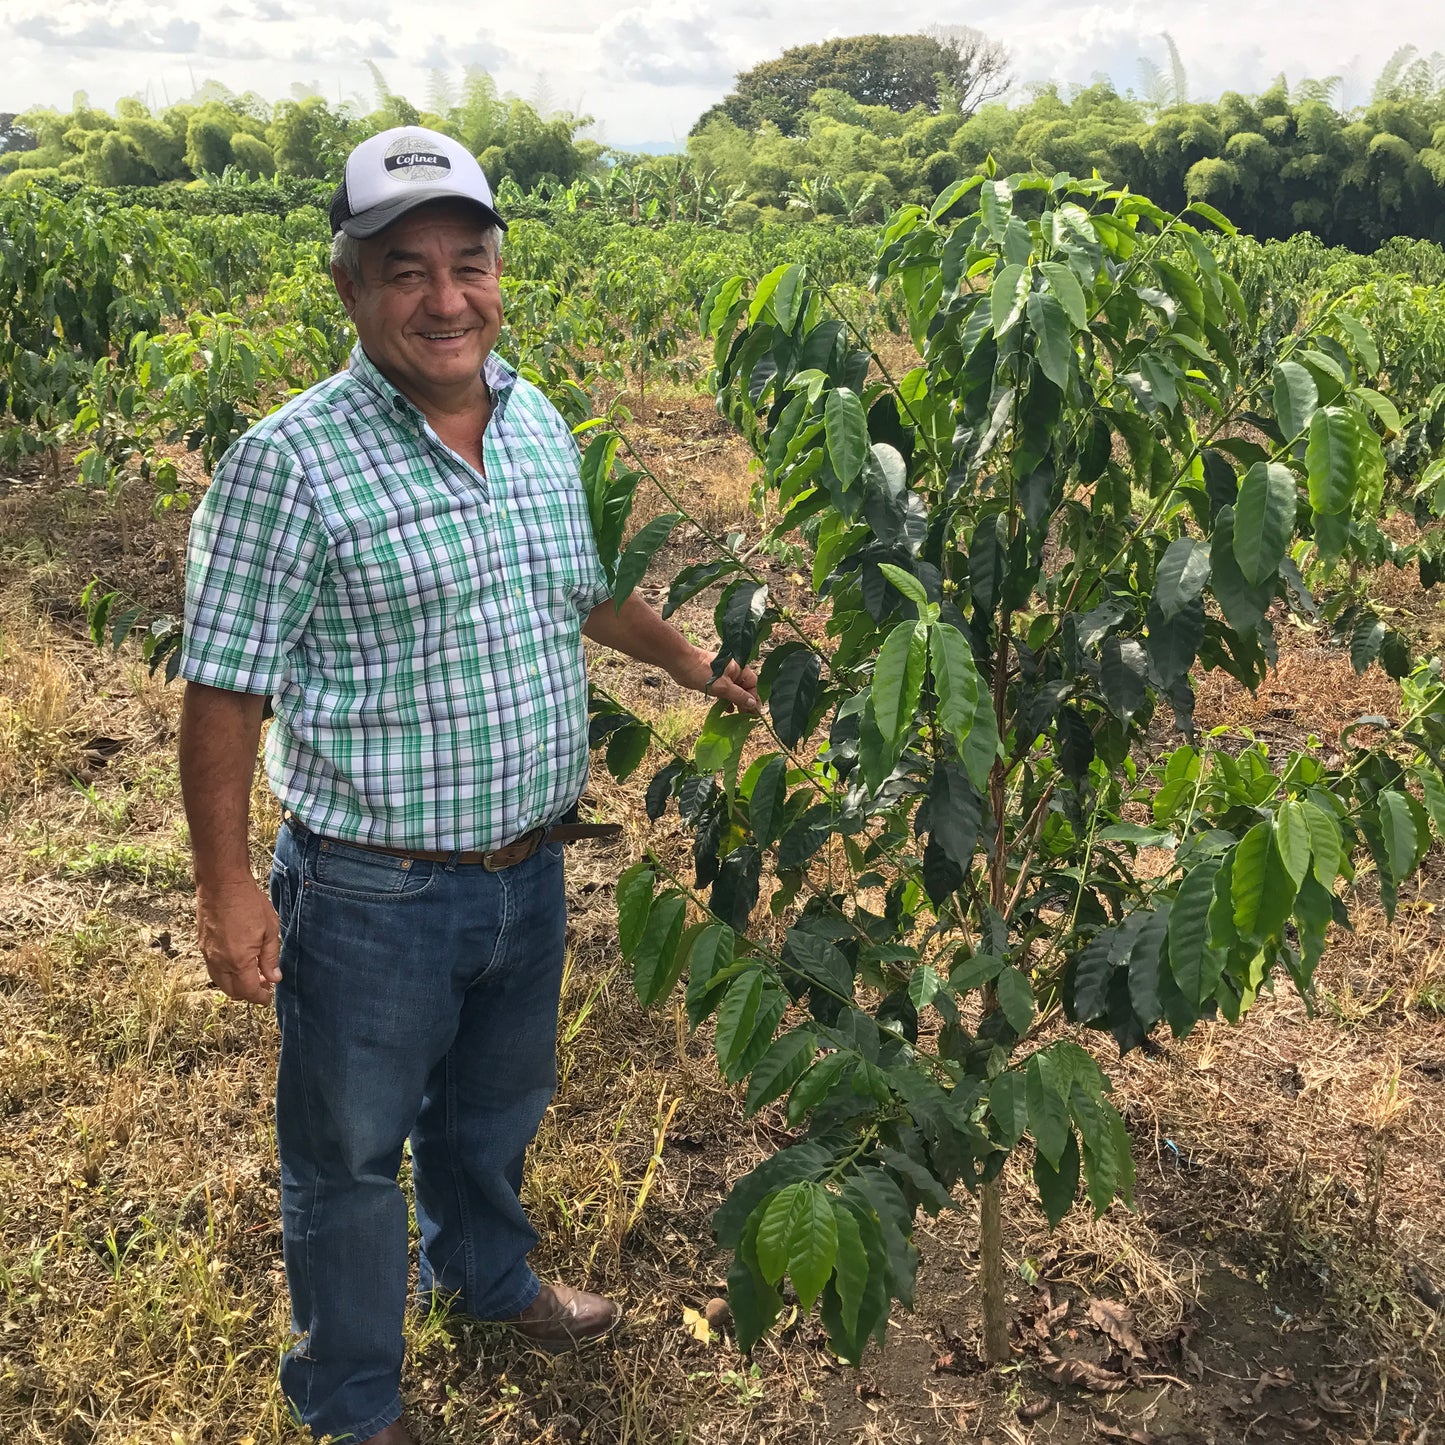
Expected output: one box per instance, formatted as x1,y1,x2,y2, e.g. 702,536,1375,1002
5,0,1441,144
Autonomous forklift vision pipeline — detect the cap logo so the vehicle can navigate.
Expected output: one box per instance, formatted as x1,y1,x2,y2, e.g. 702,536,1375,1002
383,135,452,183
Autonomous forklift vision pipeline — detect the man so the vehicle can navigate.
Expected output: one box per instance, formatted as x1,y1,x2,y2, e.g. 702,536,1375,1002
178,126,757,1445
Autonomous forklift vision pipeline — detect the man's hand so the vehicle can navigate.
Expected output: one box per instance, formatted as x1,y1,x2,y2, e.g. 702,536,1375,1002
196,878,282,1004
670,646,760,715
583,594,760,714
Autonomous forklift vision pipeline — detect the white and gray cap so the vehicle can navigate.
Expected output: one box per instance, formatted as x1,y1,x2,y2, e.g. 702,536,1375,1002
329,126,507,238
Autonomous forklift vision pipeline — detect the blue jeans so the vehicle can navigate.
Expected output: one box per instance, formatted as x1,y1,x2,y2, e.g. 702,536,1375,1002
269,819,567,1442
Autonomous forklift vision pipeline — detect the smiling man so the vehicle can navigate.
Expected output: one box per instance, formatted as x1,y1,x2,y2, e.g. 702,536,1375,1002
176,127,757,1445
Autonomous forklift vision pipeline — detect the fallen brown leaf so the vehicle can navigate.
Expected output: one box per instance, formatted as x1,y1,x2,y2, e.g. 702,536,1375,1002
1252,1366,1297,1404
1086,1298,1145,1360
1034,1300,1071,1341
1038,1348,1128,1392
1017,1399,1050,1421
1313,1379,1354,1415
1094,1424,1157,1443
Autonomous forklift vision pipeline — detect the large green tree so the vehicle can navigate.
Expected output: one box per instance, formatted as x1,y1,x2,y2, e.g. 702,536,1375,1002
693,32,1009,137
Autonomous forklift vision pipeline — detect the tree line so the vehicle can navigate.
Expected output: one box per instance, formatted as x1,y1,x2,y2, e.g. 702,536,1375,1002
4,38,1444,249
689,38,1445,248
0,70,596,195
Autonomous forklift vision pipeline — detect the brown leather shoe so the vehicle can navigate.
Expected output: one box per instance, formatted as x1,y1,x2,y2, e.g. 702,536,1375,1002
505,1281,618,1351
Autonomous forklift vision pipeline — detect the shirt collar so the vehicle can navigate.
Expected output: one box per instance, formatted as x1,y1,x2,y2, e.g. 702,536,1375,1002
347,343,518,421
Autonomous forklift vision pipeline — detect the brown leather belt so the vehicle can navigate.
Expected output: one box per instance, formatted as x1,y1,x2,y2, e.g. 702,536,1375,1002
288,813,621,871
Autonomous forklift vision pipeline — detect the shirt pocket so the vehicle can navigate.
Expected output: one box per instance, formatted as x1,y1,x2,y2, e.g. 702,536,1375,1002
507,484,599,618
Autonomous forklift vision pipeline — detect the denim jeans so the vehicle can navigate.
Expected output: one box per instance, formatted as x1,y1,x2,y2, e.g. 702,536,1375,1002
269,818,567,1442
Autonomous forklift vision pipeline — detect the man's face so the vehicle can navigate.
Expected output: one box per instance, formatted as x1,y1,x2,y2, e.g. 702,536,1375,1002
333,201,504,404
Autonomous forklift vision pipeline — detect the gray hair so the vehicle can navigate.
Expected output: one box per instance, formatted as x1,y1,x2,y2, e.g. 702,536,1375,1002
330,222,503,284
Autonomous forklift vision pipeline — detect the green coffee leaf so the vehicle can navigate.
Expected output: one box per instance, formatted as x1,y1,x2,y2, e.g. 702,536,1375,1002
1378,789,1418,887
1026,1053,1070,1169
1039,260,1089,328
907,964,944,1011
1210,506,1273,633
1272,360,1318,442
931,622,982,749
996,965,1035,1034
1302,800,1342,888
745,1028,817,1117
1100,636,1148,721
824,386,868,485
988,1069,1028,1150
877,562,929,606
764,1181,837,1312
726,1206,783,1352
1027,289,1073,388
1034,1129,1080,1227
632,891,687,1008
1231,822,1295,944
990,261,1030,337
1168,860,1224,1007
606,722,651,781
617,859,655,959
830,1197,870,1340
749,754,789,849
872,620,926,747
768,646,822,748
614,512,681,609
1232,462,1297,586
684,923,737,1029
1305,406,1361,516
1155,538,1210,619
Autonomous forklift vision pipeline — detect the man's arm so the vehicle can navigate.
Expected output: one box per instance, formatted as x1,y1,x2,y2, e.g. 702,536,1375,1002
583,593,759,713
178,682,280,1005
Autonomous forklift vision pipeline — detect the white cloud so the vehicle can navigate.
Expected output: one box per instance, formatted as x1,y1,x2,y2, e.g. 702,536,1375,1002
597,1,739,86
15,8,200,52
418,37,512,73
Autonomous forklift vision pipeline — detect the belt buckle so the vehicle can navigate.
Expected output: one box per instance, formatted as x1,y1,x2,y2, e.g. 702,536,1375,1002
482,827,542,872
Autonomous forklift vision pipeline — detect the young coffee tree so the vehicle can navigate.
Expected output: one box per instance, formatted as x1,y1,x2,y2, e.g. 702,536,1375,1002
582,169,1445,1364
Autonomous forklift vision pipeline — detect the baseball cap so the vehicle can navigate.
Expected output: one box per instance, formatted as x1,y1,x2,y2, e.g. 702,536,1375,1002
330,126,507,238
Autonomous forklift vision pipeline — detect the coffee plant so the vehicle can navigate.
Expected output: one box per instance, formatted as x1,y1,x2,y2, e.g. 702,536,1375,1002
582,171,1445,1364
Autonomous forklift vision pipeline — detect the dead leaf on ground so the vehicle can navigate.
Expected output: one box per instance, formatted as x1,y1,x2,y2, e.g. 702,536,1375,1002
1085,1298,1144,1360
1017,1399,1050,1421
1094,1423,1157,1443
680,1306,711,1345
1031,1292,1070,1341
1313,1379,1354,1415
1038,1349,1128,1392
1252,1366,1297,1404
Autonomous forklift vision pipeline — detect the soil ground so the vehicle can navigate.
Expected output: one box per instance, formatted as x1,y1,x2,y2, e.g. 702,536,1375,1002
1,387,1443,1445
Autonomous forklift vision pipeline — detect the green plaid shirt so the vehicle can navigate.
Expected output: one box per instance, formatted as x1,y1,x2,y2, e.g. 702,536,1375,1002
181,344,610,851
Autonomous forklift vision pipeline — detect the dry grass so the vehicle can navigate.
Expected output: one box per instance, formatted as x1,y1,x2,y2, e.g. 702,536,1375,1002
2,425,1444,1445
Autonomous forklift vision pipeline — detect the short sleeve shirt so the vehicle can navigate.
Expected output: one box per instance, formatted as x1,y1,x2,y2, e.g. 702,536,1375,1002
180,344,611,852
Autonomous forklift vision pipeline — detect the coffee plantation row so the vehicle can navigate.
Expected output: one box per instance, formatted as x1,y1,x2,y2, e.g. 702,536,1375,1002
6,175,1445,1361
